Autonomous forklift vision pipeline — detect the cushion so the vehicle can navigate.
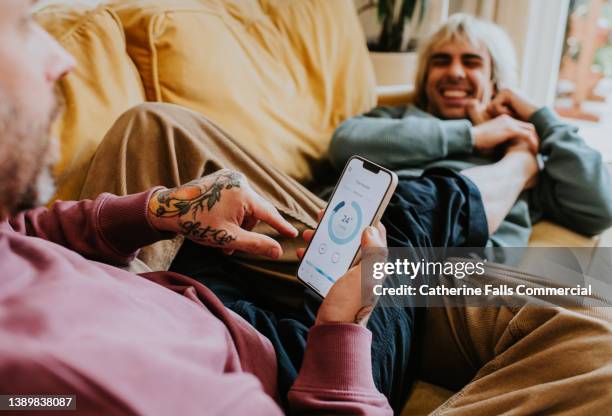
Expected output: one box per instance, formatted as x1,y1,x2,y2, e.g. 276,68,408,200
112,0,376,182
529,220,599,247
36,5,146,201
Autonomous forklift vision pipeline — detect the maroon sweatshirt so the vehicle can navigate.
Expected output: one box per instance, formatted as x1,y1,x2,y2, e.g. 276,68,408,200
0,189,392,415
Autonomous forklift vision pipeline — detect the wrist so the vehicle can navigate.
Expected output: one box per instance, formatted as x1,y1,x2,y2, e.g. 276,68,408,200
316,306,373,327
519,104,538,121
512,92,538,121
471,126,482,149
147,187,176,233
500,150,537,184
294,323,376,393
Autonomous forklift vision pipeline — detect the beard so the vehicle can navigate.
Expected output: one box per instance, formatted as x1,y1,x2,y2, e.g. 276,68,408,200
0,86,62,219
13,158,57,214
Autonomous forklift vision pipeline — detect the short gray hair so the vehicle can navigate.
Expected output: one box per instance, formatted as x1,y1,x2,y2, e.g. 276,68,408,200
413,13,519,109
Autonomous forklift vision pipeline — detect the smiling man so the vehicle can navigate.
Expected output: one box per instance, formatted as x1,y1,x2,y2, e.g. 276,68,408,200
419,34,499,120
330,13,612,246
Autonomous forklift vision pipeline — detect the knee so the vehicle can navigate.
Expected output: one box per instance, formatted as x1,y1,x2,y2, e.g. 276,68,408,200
107,102,187,150
125,102,176,116
516,306,612,366
117,102,175,130
115,102,207,140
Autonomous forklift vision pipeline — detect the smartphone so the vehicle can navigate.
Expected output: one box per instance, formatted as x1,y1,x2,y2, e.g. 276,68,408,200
297,156,398,297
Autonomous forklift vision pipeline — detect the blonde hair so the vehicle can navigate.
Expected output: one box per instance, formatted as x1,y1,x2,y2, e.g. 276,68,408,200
413,13,518,109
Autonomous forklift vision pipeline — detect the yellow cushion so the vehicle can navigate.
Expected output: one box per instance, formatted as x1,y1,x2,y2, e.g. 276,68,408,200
529,220,600,247
113,0,376,182
36,5,146,201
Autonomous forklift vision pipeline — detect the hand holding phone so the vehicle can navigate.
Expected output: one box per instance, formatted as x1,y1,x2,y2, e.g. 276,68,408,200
297,222,388,326
297,156,397,297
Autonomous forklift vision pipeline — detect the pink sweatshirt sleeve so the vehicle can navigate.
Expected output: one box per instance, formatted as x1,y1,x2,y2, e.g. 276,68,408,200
7,188,173,265
288,323,393,415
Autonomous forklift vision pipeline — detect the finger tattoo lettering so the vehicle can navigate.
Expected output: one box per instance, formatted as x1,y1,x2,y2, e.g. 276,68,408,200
179,221,237,246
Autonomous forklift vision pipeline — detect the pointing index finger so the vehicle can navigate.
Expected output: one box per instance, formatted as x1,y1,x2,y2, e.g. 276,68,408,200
250,193,298,237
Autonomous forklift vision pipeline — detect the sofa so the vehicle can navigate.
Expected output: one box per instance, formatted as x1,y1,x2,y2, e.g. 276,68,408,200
34,1,608,414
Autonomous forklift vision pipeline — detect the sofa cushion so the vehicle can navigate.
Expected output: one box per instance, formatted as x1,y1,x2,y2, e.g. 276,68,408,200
112,0,376,182
36,5,146,201
529,220,599,247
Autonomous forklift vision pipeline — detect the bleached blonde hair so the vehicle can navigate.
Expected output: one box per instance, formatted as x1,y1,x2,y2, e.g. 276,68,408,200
413,13,518,109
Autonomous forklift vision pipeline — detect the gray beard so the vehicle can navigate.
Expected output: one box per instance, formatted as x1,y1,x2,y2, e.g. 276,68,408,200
15,164,56,212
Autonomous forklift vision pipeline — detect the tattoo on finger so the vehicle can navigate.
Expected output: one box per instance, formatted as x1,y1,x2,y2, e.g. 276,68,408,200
179,221,237,246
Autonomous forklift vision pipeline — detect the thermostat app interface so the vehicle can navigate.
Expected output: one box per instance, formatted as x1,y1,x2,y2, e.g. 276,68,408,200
298,158,392,296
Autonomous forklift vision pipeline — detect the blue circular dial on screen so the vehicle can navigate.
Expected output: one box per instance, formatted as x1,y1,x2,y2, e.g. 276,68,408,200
328,200,363,245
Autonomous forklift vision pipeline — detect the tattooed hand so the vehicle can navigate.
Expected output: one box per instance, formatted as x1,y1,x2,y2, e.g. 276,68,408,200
297,211,388,327
148,169,298,259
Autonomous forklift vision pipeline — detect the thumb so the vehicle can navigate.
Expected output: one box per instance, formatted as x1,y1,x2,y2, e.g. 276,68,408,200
361,226,388,266
360,227,388,307
362,226,386,248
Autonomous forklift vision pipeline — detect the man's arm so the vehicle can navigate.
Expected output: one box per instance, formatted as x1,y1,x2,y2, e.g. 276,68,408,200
147,169,297,258
8,189,172,266
330,105,539,172
289,225,392,415
488,89,612,235
329,106,474,170
462,142,538,235
288,324,392,415
8,169,298,266
529,108,612,235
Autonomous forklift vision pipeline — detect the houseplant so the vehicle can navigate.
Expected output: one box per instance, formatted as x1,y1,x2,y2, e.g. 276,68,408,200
357,0,427,86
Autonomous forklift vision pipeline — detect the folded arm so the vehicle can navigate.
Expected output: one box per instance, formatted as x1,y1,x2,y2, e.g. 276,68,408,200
487,90,612,236
529,108,612,235
329,106,473,170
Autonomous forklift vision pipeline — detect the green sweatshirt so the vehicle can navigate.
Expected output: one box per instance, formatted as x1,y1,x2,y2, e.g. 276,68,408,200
329,105,612,247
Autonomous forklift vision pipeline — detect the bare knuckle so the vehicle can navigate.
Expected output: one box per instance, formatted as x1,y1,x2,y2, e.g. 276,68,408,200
217,168,233,175
222,168,247,182
249,239,263,253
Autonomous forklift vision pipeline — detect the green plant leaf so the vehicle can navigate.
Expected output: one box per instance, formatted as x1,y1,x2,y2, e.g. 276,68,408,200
373,0,427,51
401,0,417,20
418,0,426,22
377,0,389,22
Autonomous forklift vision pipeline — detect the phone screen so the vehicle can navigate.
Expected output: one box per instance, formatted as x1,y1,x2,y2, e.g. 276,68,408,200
298,157,394,296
